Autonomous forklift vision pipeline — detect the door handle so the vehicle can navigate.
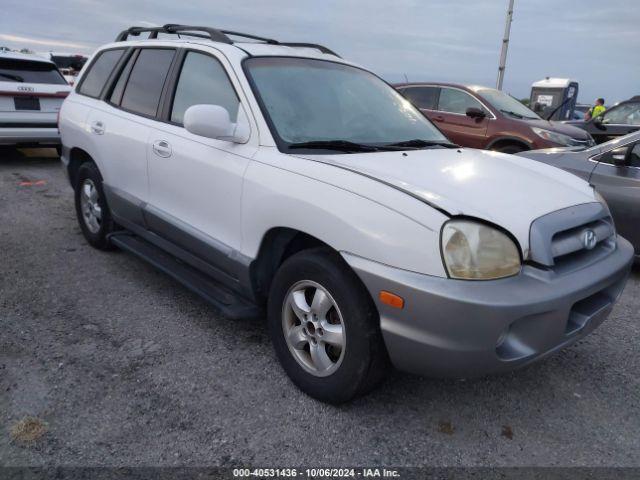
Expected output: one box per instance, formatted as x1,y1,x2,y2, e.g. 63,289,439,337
90,120,105,135
433,115,445,122
152,140,172,158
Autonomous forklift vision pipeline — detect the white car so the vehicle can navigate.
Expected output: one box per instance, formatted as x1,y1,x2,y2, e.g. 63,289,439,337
0,51,71,149
59,25,634,403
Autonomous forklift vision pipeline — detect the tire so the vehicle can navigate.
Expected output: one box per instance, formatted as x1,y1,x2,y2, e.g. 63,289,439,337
74,162,116,250
492,143,527,154
267,248,389,404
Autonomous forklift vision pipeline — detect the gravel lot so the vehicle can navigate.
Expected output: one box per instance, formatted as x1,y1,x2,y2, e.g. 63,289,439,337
1,148,639,467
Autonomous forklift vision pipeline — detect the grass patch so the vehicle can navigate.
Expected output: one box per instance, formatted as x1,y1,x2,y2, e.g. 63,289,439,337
10,416,47,443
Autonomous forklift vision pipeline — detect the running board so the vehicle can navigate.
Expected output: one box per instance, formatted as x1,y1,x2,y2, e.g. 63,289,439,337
109,233,261,320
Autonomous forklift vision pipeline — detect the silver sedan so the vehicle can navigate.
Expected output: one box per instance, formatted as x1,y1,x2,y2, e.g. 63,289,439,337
518,131,640,257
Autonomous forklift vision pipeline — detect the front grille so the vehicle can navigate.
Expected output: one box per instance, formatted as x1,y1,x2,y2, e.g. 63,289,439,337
529,203,616,272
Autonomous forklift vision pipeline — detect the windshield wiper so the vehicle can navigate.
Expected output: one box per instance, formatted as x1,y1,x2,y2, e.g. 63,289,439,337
288,140,381,153
500,109,525,119
383,139,459,149
0,73,24,82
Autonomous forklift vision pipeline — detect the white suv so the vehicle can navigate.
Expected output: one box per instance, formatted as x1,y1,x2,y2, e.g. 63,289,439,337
59,25,634,403
0,51,70,149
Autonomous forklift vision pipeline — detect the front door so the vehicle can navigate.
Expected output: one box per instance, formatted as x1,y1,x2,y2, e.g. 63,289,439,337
146,49,258,278
590,141,640,253
432,87,490,148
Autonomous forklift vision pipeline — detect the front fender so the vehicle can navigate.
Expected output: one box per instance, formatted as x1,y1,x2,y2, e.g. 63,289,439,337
241,156,449,277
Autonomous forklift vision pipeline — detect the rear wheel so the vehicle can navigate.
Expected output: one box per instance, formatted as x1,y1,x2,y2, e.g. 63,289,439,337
74,162,116,250
268,248,389,404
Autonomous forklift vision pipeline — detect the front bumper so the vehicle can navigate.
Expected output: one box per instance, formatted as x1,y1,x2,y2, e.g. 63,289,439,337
343,236,634,378
0,127,60,146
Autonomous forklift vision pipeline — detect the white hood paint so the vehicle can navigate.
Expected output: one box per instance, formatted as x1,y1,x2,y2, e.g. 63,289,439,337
300,148,597,255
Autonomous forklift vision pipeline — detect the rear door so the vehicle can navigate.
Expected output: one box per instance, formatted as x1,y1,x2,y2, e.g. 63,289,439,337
82,47,176,229
398,85,448,136
589,141,640,253
433,87,490,148
0,57,69,126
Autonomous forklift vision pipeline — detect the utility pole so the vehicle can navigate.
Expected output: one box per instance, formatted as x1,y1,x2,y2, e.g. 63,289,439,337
496,0,514,90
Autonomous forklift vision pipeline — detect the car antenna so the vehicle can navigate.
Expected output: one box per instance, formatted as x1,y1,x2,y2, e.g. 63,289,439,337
403,73,409,83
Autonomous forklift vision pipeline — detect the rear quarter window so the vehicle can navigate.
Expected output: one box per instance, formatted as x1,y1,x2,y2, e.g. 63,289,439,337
78,49,125,98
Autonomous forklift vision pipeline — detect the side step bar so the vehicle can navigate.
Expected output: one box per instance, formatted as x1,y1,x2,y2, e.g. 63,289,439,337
109,233,262,320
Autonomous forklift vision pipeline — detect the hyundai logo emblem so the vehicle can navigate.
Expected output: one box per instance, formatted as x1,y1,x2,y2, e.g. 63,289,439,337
583,229,597,250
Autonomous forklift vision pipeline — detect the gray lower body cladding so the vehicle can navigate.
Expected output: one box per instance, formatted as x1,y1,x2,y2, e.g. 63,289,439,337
343,236,634,378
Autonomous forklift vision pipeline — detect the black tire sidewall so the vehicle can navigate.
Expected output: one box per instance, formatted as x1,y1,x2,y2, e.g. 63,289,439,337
495,144,527,154
268,249,383,403
74,162,113,249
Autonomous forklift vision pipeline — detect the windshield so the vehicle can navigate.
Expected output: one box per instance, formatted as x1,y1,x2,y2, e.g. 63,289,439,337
0,58,67,84
475,87,540,120
244,57,449,153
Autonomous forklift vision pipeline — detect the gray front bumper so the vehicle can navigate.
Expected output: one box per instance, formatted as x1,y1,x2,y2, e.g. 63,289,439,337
343,236,634,378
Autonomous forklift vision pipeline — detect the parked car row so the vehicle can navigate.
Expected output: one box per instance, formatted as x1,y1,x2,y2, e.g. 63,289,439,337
55,24,635,403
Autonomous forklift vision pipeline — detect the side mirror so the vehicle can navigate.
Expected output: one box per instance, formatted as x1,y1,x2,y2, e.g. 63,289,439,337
466,107,487,119
184,104,250,143
600,146,629,166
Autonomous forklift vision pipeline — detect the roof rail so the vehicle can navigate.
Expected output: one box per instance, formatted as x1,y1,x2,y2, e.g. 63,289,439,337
114,24,340,57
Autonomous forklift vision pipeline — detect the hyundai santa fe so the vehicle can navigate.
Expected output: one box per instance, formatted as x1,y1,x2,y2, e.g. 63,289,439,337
58,24,634,403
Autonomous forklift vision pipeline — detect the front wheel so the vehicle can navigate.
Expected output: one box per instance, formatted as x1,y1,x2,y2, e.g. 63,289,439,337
492,143,527,154
268,248,389,404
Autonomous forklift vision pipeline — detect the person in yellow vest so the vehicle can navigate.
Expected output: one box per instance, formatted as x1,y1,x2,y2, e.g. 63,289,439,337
585,98,606,120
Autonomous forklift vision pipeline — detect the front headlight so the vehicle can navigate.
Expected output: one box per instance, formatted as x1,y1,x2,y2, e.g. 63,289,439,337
441,220,521,280
531,127,576,146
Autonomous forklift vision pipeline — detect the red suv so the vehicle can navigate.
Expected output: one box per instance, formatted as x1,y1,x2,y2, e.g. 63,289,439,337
395,83,594,153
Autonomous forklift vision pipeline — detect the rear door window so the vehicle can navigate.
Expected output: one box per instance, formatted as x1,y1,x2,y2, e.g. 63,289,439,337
170,51,239,124
438,87,485,115
78,49,125,97
400,86,439,110
120,48,175,117
0,58,66,85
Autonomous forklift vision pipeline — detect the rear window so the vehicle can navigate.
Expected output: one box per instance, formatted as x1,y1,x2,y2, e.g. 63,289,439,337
120,49,175,117
0,58,67,85
79,49,125,98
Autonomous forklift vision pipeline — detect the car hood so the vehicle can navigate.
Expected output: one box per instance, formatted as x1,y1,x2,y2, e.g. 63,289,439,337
299,148,596,254
519,118,591,139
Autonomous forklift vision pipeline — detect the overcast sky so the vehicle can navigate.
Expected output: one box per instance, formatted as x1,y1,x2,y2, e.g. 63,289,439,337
1,0,638,104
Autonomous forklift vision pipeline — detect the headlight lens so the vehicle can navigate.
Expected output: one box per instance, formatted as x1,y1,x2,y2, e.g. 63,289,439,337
532,127,577,146
441,220,521,280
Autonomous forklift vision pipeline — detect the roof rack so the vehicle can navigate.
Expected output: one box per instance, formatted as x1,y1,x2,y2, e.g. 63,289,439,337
114,24,340,57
